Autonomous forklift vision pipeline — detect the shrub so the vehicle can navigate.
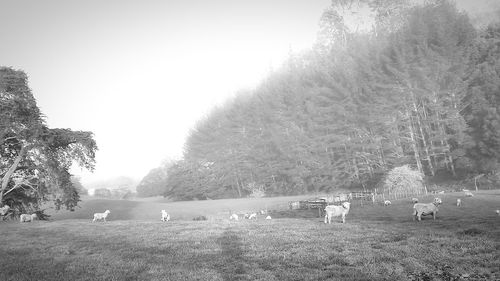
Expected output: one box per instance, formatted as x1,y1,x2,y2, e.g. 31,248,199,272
383,165,426,194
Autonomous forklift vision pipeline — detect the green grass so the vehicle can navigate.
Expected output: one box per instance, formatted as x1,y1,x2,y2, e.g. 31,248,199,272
1,191,499,281
45,194,317,221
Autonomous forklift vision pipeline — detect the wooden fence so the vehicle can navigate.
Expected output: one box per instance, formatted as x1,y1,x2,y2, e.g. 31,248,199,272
288,188,429,217
372,187,428,203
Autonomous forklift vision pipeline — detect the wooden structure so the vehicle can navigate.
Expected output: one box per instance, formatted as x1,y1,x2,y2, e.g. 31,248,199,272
350,191,375,206
289,194,353,217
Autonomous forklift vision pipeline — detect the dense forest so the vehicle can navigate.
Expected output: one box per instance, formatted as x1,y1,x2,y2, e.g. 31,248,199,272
137,0,500,200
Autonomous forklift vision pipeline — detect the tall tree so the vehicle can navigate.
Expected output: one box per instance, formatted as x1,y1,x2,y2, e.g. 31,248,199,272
136,160,173,197
0,67,97,212
462,23,500,172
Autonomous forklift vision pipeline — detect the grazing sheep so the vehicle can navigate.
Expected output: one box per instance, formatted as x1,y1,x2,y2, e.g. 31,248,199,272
456,198,461,207
265,215,272,220
20,213,37,223
496,210,499,215
259,210,268,215
384,200,391,206
437,191,445,194
92,210,110,222
413,202,439,221
0,205,10,216
161,210,170,222
464,191,474,197
434,197,442,205
289,201,300,210
229,214,239,221
248,213,257,220
324,202,351,224
411,198,419,203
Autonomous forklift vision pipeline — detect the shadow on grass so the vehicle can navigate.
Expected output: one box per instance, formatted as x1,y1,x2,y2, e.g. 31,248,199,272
0,223,402,281
216,230,250,281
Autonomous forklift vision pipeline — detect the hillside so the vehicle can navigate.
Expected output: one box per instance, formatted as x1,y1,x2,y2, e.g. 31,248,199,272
138,1,500,200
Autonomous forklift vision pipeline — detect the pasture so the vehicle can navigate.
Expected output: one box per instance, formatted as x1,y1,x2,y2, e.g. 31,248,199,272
1,191,499,281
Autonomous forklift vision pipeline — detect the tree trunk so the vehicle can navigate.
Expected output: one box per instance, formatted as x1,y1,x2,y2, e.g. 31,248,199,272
391,116,405,157
406,108,424,175
432,91,457,176
412,93,434,176
0,146,27,203
235,178,242,198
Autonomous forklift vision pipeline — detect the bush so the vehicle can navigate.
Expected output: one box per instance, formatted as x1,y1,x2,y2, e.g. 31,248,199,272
247,182,266,198
383,165,426,194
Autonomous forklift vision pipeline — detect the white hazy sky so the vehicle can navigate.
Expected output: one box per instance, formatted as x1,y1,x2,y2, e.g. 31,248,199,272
0,0,330,183
0,0,496,185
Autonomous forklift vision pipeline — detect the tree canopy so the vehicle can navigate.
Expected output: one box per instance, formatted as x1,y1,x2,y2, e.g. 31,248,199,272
138,0,500,200
0,67,97,214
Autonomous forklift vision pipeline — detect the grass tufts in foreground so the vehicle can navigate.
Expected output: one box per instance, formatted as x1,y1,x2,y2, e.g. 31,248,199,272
1,190,499,280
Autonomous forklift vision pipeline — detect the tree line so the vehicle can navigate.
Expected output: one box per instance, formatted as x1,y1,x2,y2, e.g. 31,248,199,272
136,1,500,200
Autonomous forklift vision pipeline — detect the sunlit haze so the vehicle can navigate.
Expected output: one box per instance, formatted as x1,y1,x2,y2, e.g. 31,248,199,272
0,0,330,184
0,0,496,185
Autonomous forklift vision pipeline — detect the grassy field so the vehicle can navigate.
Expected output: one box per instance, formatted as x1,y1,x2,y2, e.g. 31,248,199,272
1,191,499,281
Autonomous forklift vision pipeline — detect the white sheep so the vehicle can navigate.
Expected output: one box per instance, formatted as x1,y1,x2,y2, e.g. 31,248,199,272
248,213,257,220
259,210,268,215
496,210,499,215
92,210,110,222
434,197,442,205
0,205,10,216
384,200,391,206
411,198,419,203
437,191,445,194
20,213,37,223
456,198,461,207
229,213,239,221
464,191,474,197
20,214,30,222
324,202,351,224
413,202,439,221
265,215,272,220
161,210,170,222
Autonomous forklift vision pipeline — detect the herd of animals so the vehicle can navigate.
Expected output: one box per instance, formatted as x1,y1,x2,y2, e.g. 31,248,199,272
1,189,499,224
382,189,500,222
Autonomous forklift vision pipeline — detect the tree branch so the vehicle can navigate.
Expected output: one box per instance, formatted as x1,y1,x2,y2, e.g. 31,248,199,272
0,145,29,201
3,182,22,196
3,180,38,197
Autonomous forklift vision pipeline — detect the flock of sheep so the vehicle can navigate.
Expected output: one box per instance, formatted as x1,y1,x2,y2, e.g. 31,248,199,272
379,189,497,222
4,189,499,224
323,189,499,224
229,210,272,221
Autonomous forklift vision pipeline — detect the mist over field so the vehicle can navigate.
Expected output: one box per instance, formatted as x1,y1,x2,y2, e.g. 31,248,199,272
2,1,500,280
2,190,500,280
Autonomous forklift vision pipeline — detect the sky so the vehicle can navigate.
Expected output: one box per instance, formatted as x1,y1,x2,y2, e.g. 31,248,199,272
0,0,497,186
0,0,331,184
